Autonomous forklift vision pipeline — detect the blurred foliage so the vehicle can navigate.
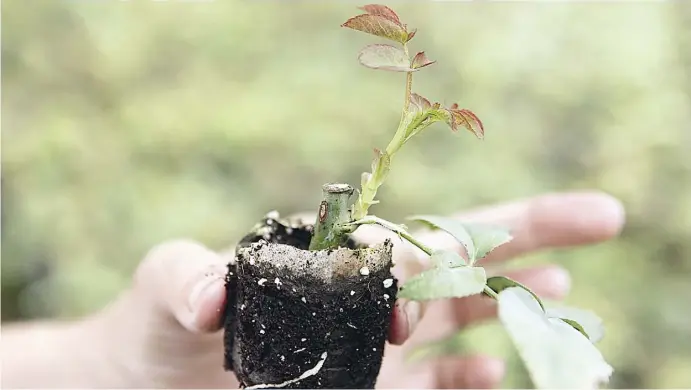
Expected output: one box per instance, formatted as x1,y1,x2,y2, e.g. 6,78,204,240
2,1,691,388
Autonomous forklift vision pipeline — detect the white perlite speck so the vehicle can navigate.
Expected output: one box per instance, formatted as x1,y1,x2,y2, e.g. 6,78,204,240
383,278,393,288
275,277,282,286
383,294,390,300
260,329,265,334
240,304,246,310
350,290,355,296
245,352,328,390
281,355,285,362
301,297,307,303
258,278,267,286
359,266,370,276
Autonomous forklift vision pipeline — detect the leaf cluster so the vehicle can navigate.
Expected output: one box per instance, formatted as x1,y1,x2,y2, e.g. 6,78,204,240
341,5,484,221
405,216,612,388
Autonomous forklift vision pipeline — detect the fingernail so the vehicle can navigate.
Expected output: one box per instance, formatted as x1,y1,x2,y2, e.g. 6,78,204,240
553,268,572,294
469,357,506,388
404,300,421,337
188,276,224,312
480,357,506,382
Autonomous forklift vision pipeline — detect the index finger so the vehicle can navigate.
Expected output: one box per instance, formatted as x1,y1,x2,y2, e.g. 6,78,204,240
387,191,624,344
413,191,626,264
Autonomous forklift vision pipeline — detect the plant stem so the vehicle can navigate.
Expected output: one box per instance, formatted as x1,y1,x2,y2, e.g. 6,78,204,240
351,45,415,221
308,183,354,251
484,286,499,299
346,215,434,255
348,216,501,300
386,44,413,157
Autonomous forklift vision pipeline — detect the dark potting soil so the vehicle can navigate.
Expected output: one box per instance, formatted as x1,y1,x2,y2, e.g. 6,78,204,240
223,215,398,389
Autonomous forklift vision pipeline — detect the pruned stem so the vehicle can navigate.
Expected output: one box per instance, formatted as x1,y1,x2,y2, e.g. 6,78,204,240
308,183,355,251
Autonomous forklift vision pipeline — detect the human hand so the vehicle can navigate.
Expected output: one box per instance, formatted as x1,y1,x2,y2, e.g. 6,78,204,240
372,191,624,388
50,191,622,389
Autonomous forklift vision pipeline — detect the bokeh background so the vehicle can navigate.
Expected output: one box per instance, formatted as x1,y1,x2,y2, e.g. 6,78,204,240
2,1,690,388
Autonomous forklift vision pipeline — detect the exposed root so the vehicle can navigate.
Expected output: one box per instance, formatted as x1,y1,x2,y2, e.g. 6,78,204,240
244,352,328,389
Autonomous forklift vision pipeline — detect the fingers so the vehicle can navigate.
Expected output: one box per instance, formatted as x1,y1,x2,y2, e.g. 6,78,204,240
415,191,625,264
134,239,229,334
388,192,623,344
431,355,505,389
389,265,571,345
446,265,571,329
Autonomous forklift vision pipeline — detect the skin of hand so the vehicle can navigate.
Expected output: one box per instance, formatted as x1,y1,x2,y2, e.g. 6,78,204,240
1,191,624,389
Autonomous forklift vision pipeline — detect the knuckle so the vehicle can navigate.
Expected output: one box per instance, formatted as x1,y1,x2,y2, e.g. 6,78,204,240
133,239,207,287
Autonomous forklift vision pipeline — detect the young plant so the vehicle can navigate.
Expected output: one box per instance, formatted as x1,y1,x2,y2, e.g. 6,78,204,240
223,5,613,389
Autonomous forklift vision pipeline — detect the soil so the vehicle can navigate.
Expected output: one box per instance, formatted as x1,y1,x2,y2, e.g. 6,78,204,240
224,214,398,389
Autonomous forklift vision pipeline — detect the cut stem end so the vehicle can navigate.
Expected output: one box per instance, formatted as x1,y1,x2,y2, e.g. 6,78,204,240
308,183,355,251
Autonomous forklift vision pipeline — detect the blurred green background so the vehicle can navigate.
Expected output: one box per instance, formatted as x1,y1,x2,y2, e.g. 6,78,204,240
2,1,690,388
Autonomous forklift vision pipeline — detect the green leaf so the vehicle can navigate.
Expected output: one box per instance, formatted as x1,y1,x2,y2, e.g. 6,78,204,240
341,14,411,44
411,51,435,69
546,305,605,343
463,224,513,260
357,44,413,72
430,249,466,268
407,215,475,261
407,216,513,263
399,266,487,301
497,287,613,389
560,318,591,341
485,275,545,310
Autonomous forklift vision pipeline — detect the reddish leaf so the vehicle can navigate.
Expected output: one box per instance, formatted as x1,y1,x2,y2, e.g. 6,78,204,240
358,4,401,25
358,44,413,72
448,107,485,139
410,93,432,111
411,51,436,69
342,14,410,44
406,29,417,42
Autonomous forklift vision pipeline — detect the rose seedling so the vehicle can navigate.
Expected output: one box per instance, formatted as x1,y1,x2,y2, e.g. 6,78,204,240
223,5,613,389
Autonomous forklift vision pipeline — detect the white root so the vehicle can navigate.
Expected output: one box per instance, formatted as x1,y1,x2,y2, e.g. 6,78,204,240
244,352,328,389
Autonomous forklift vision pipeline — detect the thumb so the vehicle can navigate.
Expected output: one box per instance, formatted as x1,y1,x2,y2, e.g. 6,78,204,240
133,239,229,333
80,240,237,388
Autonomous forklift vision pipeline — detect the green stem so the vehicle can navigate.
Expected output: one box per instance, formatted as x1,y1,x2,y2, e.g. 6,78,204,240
351,45,415,221
484,286,499,299
386,44,413,156
308,183,354,251
346,215,434,255
346,215,501,300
